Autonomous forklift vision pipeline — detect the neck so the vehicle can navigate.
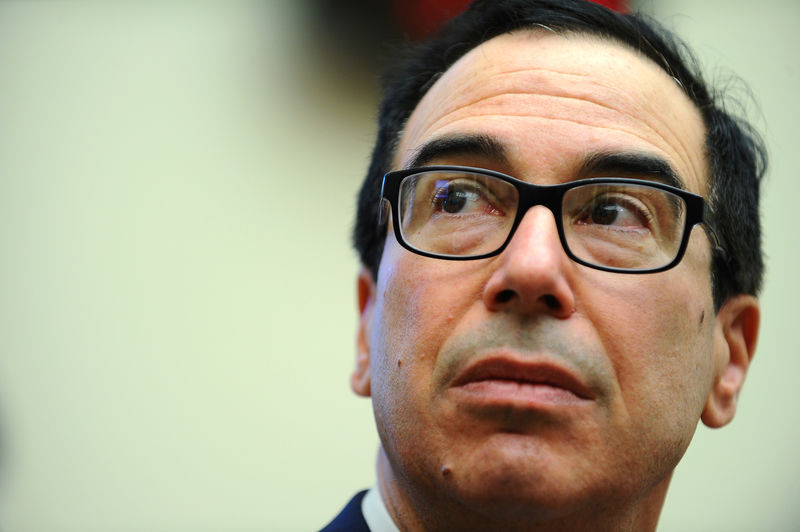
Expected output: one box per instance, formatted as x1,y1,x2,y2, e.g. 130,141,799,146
375,446,670,532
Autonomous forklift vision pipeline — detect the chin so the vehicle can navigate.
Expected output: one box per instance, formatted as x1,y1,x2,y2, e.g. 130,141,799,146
433,433,600,513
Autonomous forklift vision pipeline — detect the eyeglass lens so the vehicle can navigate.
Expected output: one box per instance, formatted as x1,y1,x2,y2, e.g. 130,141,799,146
397,170,688,270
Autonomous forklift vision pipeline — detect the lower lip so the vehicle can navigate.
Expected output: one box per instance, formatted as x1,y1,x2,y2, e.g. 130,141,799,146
452,379,588,408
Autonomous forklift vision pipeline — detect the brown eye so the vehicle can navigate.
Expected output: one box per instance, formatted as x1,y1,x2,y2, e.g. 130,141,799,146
437,187,471,213
432,182,490,215
590,202,623,225
574,193,650,230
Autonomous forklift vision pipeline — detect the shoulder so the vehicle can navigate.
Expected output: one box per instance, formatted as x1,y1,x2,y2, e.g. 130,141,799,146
318,490,370,532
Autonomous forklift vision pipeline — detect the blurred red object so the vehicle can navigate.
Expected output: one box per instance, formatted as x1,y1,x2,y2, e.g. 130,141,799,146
393,0,630,41
590,0,629,12
391,0,472,40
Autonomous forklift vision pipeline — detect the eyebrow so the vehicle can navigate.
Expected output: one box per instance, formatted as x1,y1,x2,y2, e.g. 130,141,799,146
406,134,510,169
579,151,686,190
406,135,687,190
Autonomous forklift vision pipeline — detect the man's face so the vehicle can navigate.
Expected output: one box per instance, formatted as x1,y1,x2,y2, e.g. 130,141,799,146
355,32,736,522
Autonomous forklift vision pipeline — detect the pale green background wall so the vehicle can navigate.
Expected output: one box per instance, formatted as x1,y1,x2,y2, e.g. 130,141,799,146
0,1,796,530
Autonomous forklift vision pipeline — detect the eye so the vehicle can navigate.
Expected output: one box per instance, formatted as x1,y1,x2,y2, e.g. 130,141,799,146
431,180,502,216
575,193,652,230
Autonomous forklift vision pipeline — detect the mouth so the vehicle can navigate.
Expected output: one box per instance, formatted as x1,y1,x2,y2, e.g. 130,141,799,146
449,355,594,408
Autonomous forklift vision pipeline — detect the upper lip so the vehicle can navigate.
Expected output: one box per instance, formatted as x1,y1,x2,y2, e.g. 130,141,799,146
449,355,595,400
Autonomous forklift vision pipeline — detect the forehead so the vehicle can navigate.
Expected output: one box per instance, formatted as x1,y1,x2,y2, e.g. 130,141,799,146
396,31,709,194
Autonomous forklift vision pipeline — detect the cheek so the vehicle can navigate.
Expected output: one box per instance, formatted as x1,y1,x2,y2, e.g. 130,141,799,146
584,268,715,423
370,247,464,401
368,247,484,468
369,242,491,425
373,254,448,367
372,243,488,363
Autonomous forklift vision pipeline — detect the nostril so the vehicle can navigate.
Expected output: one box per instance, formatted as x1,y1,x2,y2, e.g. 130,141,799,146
495,289,515,303
542,294,561,310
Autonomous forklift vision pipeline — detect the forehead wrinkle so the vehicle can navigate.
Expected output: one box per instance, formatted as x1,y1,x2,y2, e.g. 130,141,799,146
422,66,692,145
426,91,639,131
413,66,594,136
486,65,593,81
422,91,677,158
417,68,645,133
415,81,704,193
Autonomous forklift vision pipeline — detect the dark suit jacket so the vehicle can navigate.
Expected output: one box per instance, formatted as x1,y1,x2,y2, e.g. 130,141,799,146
319,490,371,532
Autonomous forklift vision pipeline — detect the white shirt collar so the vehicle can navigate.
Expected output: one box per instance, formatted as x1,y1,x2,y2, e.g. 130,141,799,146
361,485,401,532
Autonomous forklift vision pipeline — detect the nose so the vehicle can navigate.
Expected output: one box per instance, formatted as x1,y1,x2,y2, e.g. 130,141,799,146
482,206,576,319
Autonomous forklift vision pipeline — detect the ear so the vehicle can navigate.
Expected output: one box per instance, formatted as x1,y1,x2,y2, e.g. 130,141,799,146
701,294,760,428
351,267,376,397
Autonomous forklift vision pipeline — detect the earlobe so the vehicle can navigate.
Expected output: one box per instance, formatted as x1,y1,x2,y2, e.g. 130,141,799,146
701,295,760,428
351,267,376,397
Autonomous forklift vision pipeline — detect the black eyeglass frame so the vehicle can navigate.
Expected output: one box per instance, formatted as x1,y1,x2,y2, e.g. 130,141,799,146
379,165,720,274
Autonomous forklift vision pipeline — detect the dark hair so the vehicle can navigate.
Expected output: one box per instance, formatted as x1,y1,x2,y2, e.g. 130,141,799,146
352,0,766,309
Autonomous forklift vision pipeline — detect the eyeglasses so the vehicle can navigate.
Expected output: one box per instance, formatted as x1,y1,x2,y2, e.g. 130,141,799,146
379,165,720,273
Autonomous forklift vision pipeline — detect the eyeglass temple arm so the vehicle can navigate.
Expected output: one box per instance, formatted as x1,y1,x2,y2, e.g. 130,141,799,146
700,222,727,262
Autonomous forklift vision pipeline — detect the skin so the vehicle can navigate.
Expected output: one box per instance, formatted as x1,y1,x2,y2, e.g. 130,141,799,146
352,31,759,532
